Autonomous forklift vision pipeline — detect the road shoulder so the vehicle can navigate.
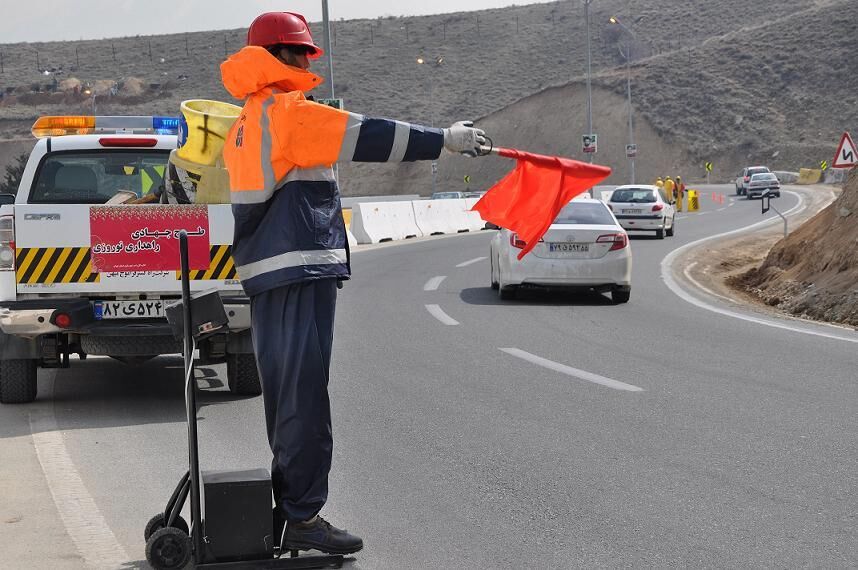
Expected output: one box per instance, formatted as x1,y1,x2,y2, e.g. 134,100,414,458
0,404,84,569
675,185,849,327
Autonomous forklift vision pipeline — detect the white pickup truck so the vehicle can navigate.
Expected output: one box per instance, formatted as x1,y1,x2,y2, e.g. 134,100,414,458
0,115,259,403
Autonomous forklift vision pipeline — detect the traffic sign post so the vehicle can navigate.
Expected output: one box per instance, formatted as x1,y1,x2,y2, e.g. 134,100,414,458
582,134,597,154
832,132,857,169
761,190,788,238
705,161,713,185
625,144,637,158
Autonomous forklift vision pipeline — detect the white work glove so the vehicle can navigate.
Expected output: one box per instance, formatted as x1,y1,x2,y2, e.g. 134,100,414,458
443,121,486,157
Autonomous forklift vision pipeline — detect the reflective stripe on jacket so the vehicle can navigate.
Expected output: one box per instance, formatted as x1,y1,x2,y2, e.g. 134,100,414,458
221,47,444,296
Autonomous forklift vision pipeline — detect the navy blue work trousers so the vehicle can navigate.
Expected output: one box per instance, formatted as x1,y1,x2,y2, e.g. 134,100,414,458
250,279,337,523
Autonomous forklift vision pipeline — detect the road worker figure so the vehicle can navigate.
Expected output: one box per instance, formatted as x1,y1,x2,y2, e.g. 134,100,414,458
220,11,486,556
675,175,686,206
655,176,664,190
664,176,676,202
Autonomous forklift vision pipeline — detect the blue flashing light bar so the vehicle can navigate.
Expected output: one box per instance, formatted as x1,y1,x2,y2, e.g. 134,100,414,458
153,116,180,135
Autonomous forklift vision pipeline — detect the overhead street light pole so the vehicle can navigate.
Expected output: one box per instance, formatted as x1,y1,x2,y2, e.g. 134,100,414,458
321,0,335,99
321,1,339,182
610,16,637,184
584,0,594,166
417,56,444,196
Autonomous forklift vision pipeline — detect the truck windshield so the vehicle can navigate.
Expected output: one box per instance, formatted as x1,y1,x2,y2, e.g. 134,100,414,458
29,150,170,204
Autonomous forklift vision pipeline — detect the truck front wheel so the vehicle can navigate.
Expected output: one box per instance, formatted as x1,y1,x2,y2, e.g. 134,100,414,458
0,359,38,404
226,353,262,396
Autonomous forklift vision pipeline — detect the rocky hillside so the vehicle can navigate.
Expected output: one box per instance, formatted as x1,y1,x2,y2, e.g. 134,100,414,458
1,0,854,191
734,170,858,326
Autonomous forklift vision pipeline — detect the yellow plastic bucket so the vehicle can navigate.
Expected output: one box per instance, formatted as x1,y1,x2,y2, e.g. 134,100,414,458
176,99,242,166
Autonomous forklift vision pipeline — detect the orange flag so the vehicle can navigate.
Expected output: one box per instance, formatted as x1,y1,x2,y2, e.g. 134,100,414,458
472,148,612,259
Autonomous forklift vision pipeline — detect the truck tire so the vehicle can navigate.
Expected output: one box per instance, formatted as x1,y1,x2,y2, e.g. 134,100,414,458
227,353,262,396
0,359,38,404
80,335,182,357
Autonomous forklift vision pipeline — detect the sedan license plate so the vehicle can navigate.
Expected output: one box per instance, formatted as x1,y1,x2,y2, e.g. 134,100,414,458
549,242,589,253
623,209,643,214
93,300,166,320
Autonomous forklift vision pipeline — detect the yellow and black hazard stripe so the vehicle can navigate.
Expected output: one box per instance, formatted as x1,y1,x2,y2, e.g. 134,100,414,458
179,245,237,281
15,247,100,284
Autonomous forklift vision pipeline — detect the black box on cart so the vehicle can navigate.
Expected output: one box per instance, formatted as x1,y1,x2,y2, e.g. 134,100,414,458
200,468,274,562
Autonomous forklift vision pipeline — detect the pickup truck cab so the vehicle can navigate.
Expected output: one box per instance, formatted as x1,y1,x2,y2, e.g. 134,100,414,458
0,115,259,403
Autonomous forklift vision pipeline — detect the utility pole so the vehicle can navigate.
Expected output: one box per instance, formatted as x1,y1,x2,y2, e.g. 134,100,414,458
625,44,635,184
584,0,594,165
321,0,335,99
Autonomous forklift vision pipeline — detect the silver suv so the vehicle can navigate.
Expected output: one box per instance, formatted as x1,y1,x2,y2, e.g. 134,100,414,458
735,166,771,196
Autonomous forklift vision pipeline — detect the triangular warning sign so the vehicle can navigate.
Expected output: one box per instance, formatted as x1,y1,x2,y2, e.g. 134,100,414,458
832,132,857,168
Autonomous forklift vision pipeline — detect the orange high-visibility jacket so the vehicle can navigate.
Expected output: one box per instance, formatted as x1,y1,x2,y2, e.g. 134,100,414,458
220,46,444,296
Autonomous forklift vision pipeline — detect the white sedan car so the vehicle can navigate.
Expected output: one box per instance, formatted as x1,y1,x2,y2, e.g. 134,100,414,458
490,199,632,303
608,184,675,239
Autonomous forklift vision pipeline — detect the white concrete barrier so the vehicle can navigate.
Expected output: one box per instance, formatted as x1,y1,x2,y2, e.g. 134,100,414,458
350,201,423,244
413,199,474,235
464,197,487,231
600,190,614,202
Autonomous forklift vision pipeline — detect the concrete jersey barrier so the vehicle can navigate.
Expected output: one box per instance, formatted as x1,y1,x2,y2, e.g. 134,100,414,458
797,168,823,185
350,201,423,244
413,199,473,235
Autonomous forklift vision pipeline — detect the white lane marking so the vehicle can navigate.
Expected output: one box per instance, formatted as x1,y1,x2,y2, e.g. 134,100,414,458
500,348,644,392
425,304,459,325
728,201,736,207
30,373,130,568
423,276,446,291
716,207,726,212
696,211,711,216
683,261,735,303
456,256,487,268
662,190,858,344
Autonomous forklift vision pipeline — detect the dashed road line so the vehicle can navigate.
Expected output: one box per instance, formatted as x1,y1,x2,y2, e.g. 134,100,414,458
423,276,446,291
29,373,130,568
425,304,459,325
500,348,644,392
456,256,487,268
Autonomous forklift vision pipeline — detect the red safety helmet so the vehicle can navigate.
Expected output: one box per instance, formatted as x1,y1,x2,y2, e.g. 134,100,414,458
247,12,323,58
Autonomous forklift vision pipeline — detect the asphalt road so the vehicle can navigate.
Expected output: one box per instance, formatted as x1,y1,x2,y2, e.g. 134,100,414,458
5,185,858,568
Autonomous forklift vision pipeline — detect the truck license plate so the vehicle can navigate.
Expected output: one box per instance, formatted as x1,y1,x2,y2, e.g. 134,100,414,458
93,300,166,320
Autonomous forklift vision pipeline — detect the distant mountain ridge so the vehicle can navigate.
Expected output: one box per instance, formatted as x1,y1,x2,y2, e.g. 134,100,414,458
1,0,854,191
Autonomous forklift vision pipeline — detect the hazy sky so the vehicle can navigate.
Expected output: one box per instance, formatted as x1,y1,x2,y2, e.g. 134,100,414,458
1,0,557,44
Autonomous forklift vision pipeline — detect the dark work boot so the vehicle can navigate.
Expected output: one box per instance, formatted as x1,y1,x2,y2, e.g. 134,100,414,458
273,507,286,549
283,516,363,555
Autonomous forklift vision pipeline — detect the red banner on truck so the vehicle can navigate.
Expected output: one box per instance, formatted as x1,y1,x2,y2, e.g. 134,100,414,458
90,205,211,272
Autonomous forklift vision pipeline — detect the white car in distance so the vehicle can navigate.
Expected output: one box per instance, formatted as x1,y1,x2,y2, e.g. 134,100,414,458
489,199,632,303
608,185,676,239
747,172,781,199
